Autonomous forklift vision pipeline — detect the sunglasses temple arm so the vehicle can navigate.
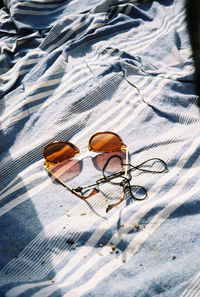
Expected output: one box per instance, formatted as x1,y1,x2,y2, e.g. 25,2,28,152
124,148,129,178
56,178,99,200
71,187,99,200
106,184,126,213
55,178,99,200
45,166,99,199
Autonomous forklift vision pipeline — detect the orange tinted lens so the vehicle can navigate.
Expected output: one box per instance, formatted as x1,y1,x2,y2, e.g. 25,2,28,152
89,132,126,153
43,141,79,164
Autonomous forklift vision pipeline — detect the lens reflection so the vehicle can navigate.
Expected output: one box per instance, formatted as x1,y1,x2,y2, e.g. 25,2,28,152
92,151,126,173
48,159,82,182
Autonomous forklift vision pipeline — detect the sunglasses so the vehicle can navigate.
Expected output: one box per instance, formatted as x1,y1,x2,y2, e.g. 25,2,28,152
43,131,167,212
43,131,128,202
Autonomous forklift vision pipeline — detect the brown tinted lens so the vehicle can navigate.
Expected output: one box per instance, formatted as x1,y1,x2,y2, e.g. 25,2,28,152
89,132,126,153
43,141,79,164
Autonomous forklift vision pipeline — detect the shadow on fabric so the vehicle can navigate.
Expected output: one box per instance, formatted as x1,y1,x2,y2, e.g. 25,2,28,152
186,0,200,107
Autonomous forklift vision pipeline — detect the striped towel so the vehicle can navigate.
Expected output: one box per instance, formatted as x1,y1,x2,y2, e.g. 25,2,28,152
1,0,200,296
